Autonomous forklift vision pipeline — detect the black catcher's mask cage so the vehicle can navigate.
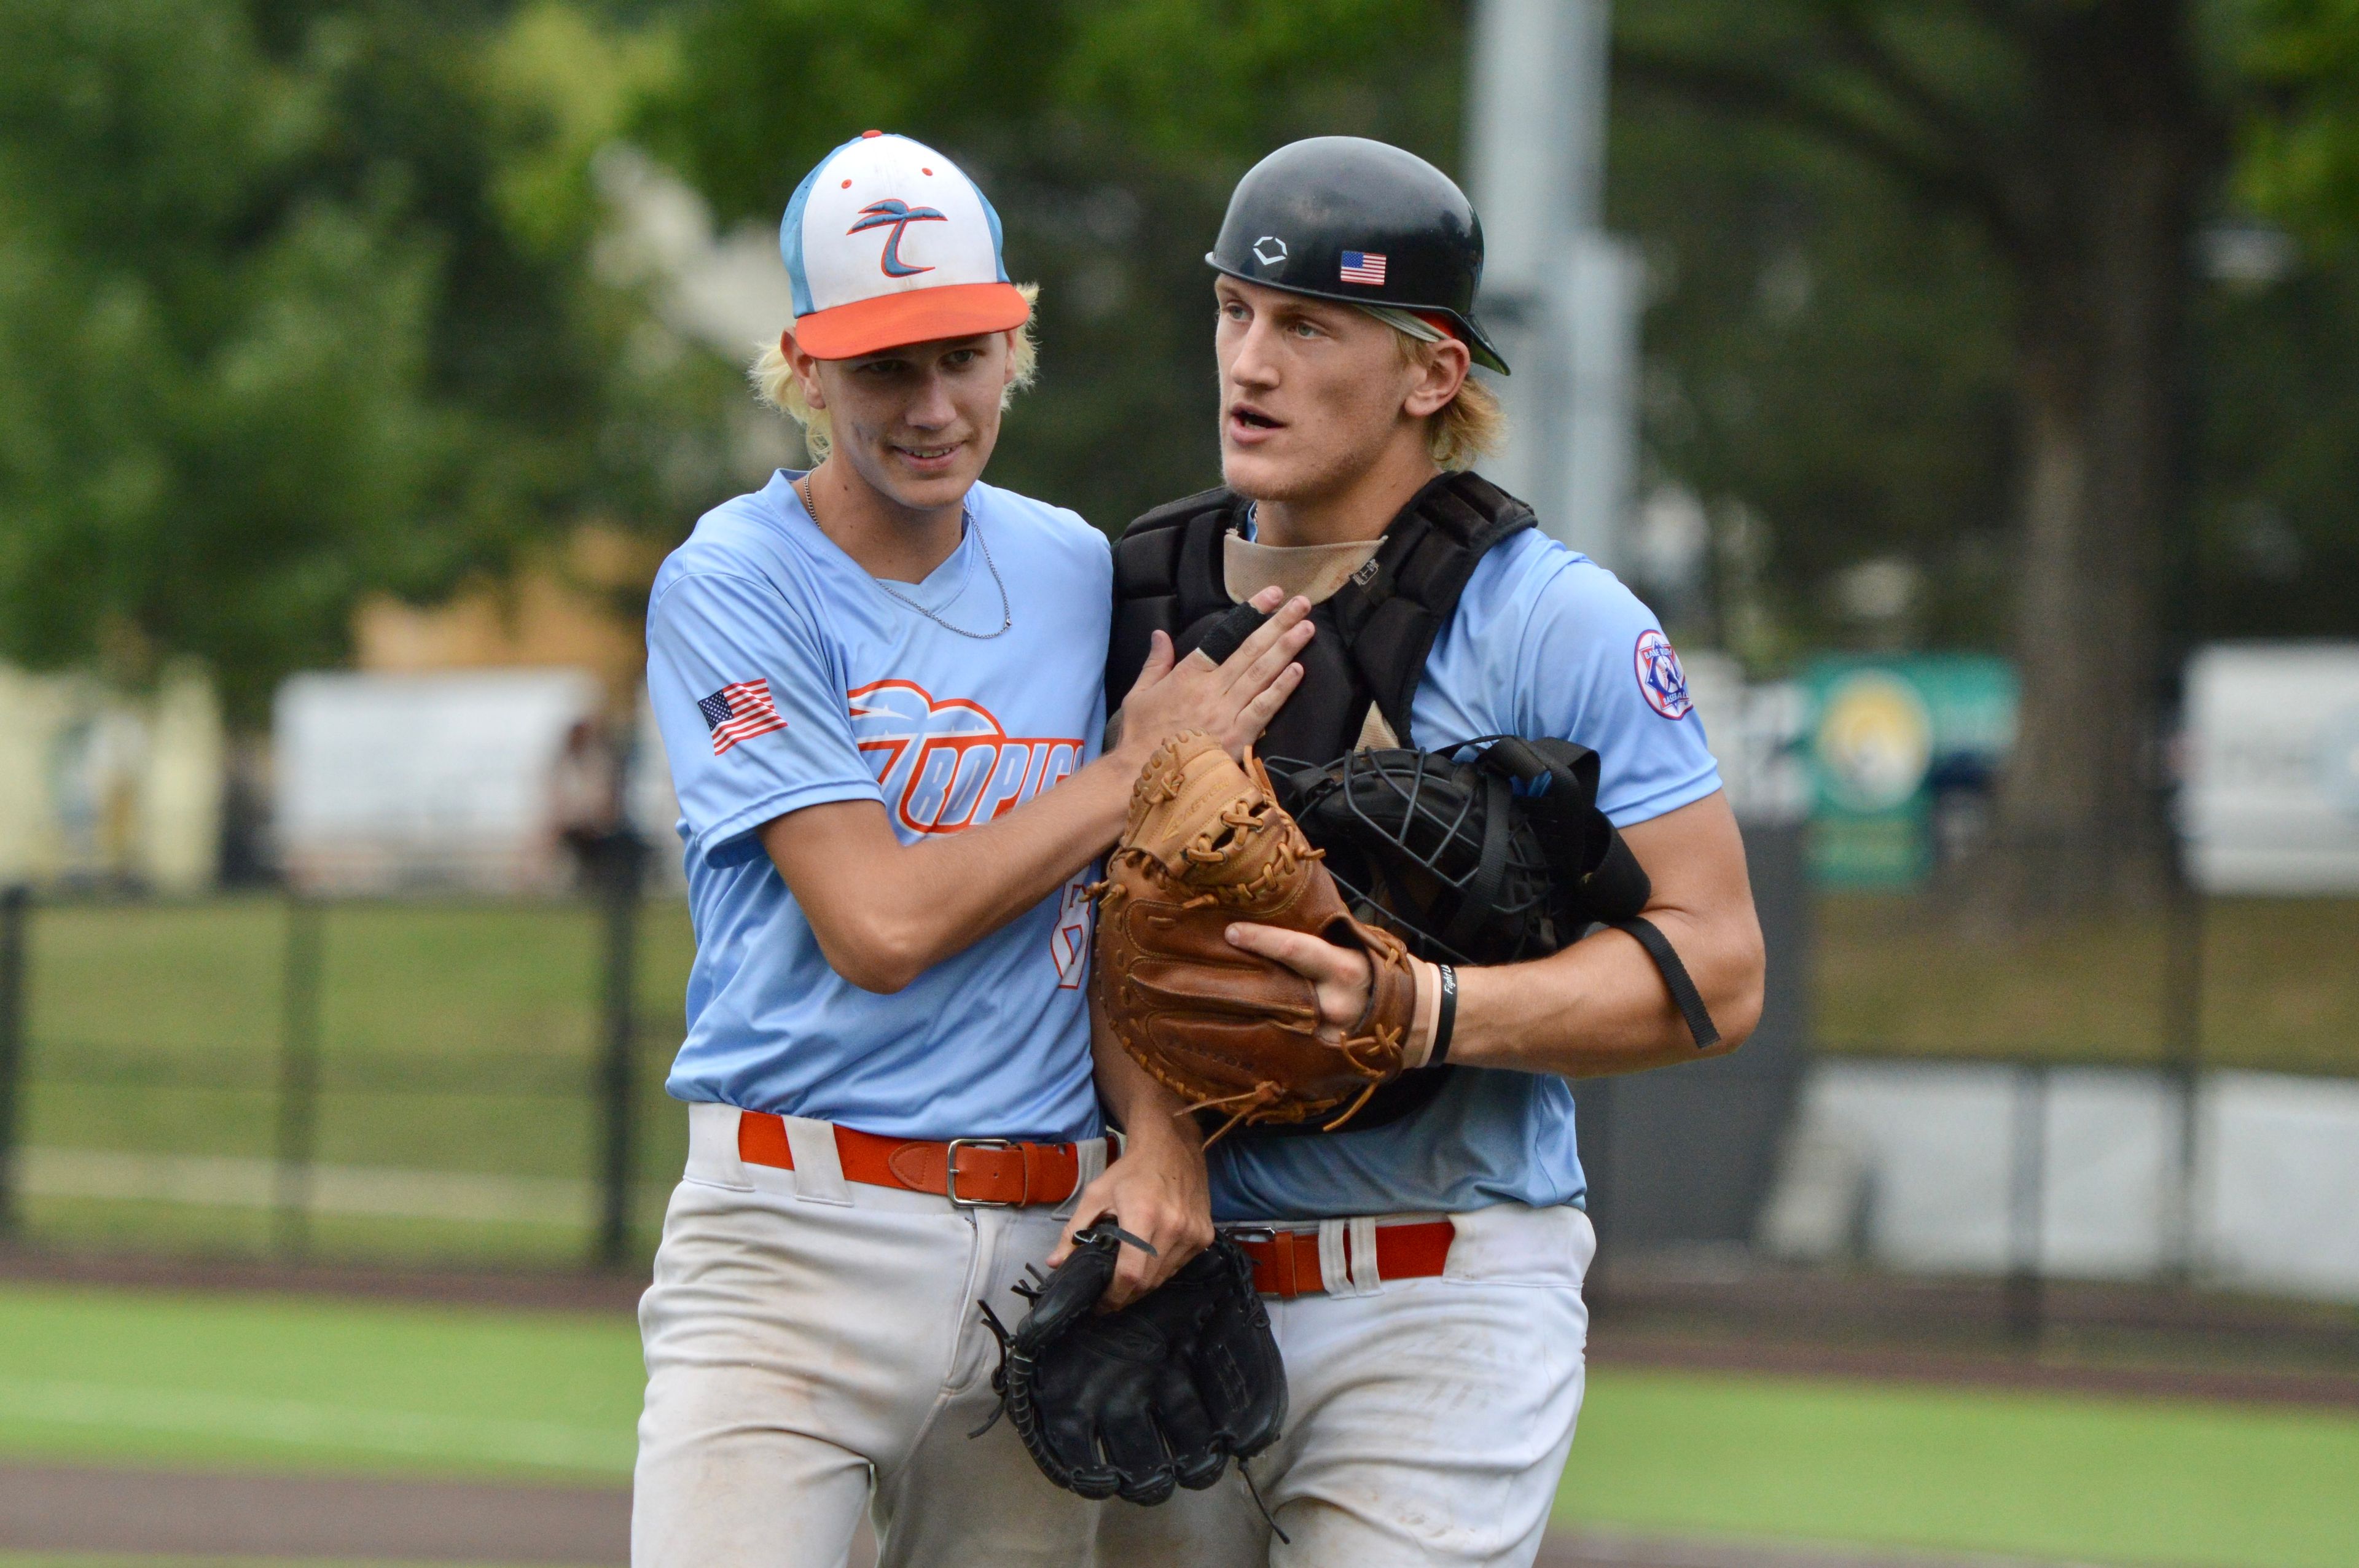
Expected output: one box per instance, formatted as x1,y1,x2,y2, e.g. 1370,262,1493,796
1269,737,1719,1056
1269,735,1657,969
1268,743,1561,966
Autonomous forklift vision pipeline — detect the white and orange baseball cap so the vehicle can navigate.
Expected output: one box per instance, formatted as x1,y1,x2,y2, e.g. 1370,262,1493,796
781,130,1031,360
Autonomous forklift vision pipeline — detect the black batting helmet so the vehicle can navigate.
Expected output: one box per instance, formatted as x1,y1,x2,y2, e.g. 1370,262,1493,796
1207,136,1509,374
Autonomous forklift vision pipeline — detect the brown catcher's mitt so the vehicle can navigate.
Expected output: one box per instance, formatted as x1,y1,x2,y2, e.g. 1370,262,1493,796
1093,731,1421,1138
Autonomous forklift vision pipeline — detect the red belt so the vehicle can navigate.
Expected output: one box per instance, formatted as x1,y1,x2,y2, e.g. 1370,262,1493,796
737,1112,1083,1207
1234,1220,1455,1298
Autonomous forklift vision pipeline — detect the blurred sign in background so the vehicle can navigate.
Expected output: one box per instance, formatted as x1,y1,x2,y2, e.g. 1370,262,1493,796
1803,656,2016,886
2183,643,2359,894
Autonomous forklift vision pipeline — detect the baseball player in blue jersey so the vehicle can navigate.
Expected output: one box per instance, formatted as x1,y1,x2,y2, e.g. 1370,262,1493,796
632,131,1315,1568
1094,139,1769,1566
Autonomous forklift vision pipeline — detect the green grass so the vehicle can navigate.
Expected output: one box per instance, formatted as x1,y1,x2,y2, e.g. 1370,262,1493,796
0,1559,539,1567
1559,1367,2359,1568
0,1284,640,1482
5,1283,2356,1566
28,897,699,1107
1817,893,2359,1073
21,1198,619,1270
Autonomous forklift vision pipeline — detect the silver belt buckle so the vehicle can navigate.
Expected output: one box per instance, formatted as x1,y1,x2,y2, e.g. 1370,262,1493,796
944,1137,1019,1207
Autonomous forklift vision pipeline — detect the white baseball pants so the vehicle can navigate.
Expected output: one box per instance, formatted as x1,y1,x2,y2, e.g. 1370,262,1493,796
632,1103,1109,1568
1093,1201,1595,1568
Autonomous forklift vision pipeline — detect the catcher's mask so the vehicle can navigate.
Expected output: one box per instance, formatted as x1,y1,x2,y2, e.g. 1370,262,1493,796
1267,736,1654,967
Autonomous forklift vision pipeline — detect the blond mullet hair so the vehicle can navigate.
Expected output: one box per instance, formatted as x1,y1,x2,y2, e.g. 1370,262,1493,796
751,282,1043,462
1393,328,1506,472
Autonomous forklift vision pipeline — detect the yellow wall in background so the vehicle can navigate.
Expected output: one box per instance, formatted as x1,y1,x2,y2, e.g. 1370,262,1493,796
0,663,223,894
352,528,662,711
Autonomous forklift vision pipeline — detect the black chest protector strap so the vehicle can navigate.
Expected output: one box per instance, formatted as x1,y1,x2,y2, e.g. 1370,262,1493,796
1106,471,1537,765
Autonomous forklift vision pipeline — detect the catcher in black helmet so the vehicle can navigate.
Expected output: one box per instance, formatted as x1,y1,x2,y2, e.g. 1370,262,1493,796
1090,136,1768,1566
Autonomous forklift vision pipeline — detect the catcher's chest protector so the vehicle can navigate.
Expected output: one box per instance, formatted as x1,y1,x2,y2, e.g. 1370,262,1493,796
1106,470,1536,768
1107,471,1535,1137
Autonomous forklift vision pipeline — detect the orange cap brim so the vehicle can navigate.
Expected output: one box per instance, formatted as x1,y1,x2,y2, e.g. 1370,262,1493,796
792,281,1031,360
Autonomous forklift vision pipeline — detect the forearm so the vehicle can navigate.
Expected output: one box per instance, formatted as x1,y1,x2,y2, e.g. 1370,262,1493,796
761,746,1152,991
1090,1008,1202,1153
1059,1003,1211,1304
866,751,1137,964
1447,903,1763,1078
765,593,1315,993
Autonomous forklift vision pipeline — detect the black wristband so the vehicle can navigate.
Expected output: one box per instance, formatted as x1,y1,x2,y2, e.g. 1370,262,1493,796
1429,963,1458,1067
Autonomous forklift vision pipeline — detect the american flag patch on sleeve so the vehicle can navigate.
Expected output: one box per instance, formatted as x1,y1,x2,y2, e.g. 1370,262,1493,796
697,679,788,755
1339,251,1387,285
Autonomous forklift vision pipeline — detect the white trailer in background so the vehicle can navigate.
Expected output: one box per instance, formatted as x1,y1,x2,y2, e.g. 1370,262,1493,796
275,668,603,896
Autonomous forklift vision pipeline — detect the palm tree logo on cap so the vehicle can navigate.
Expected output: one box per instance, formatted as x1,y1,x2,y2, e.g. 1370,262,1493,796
848,198,949,278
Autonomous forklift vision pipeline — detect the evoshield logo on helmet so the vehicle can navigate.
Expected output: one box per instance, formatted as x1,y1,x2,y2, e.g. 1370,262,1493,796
1252,235,1288,266
848,198,949,278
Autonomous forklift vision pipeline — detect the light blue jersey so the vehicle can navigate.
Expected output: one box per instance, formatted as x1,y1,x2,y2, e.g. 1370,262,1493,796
1209,526,1723,1222
645,472,1110,1142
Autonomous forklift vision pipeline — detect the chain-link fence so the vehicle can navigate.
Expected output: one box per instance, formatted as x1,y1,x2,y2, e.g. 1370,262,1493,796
0,874,693,1270
2,826,2354,1300
1761,835,2359,1320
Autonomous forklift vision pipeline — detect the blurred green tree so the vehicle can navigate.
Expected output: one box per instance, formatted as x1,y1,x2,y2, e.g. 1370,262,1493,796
1610,101,2020,662
2240,0,2359,244
1613,0,2359,906
1614,12,2359,662
0,0,734,721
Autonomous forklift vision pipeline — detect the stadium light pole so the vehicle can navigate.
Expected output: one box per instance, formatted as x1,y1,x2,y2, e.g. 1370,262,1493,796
1465,0,1641,572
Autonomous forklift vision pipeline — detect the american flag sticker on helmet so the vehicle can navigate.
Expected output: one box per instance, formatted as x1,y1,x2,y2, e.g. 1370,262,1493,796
1339,251,1387,285
698,678,788,754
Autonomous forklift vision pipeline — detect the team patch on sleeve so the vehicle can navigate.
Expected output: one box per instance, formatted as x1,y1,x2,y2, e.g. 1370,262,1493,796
1633,629,1694,720
698,678,789,754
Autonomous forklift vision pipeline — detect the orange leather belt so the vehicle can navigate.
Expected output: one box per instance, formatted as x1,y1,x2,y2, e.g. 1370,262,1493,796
1233,1220,1455,1298
737,1111,1083,1207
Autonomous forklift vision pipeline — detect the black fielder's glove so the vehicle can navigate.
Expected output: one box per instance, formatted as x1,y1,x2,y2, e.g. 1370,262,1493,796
974,1225,1286,1506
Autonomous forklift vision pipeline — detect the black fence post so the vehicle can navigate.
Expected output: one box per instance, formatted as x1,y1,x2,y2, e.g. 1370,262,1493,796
1576,1075,1619,1300
0,886,28,1240
274,895,326,1258
594,838,646,1270
2162,871,2207,1284
2004,1062,2048,1344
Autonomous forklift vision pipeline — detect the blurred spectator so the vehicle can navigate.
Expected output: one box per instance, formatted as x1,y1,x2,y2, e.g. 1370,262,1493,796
548,717,640,893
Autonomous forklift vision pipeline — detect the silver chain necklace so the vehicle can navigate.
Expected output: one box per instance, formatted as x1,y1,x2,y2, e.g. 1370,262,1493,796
800,473,1012,640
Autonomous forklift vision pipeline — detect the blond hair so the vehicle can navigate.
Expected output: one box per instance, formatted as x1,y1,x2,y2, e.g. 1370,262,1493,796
751,283,1042,462
1394,329,1505,471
